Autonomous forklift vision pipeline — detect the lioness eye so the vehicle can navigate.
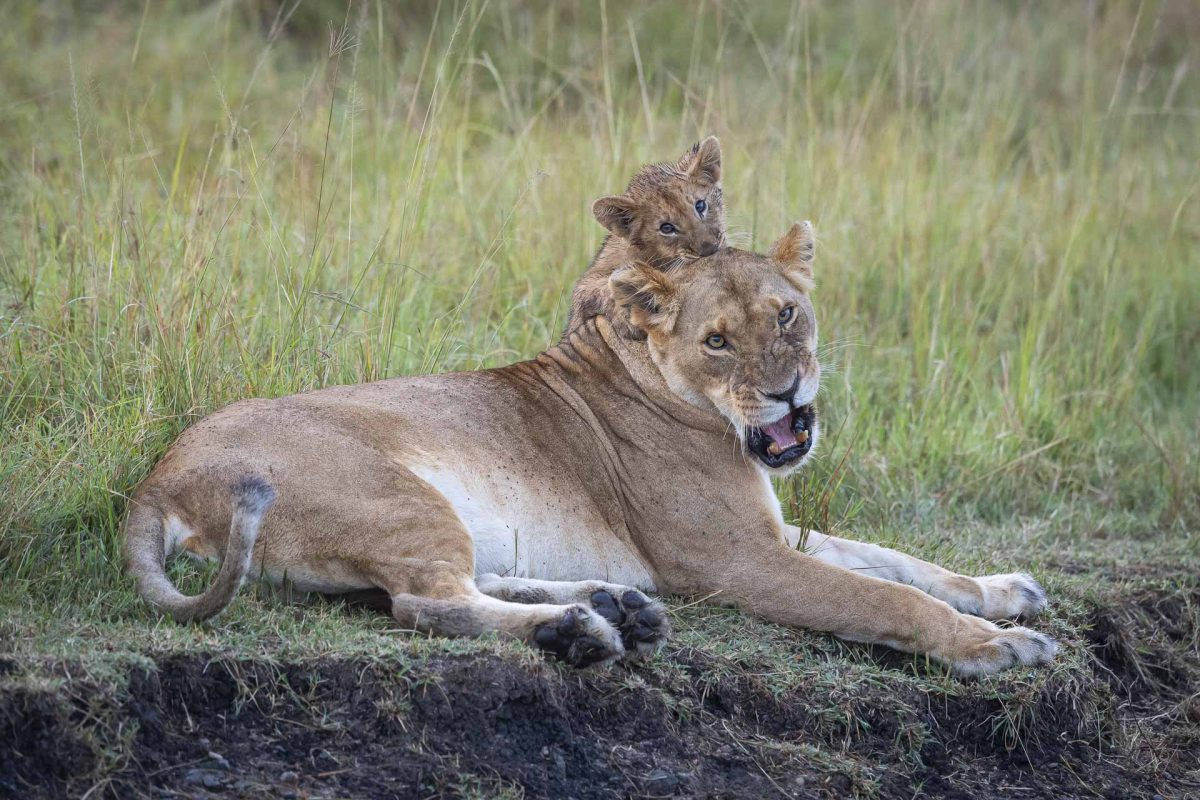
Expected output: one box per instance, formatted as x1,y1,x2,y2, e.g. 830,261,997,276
695,198,707,216
778,306,795,325
659,222,677,235
704,333,727,349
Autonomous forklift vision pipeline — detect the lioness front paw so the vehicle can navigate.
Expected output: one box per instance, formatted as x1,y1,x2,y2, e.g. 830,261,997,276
588,588,670,658
946,622,1057,677
974,572,1048,620
532,605,624,668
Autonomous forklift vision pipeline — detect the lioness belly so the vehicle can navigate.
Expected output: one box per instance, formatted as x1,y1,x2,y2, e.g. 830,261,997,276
410,464,655,590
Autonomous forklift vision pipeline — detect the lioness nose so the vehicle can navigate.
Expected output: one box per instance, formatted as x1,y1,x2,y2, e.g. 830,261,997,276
698,241,719,257
762,374,800,403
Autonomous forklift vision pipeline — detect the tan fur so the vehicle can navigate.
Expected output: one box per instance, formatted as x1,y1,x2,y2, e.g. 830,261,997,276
566,136,726,338
123,226,1054,675
769,221,815,282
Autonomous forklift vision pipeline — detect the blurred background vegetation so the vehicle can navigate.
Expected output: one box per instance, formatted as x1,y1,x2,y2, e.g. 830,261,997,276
1,0,1197,609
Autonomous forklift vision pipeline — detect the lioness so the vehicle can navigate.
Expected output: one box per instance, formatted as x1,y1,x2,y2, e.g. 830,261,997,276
566,136,725,338
124,224,1055,675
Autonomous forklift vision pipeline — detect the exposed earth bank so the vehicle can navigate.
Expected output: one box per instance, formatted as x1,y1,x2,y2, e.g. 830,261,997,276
2,584,1197,799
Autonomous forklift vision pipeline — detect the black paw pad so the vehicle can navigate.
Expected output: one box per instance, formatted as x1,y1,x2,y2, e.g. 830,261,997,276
590,590,624,625
616,592,668,652
621,590,648,610
633,606,663,637
533,607,615,668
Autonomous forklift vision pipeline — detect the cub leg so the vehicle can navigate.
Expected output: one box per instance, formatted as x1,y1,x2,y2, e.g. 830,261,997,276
476,574,669,657
784,525,1047,620
711,543,1056,677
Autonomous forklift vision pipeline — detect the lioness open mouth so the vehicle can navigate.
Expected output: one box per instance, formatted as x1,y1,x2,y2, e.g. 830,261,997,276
746,404,816,468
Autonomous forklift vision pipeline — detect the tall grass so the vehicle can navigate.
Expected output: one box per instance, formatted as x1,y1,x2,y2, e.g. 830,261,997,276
1,1,1197,613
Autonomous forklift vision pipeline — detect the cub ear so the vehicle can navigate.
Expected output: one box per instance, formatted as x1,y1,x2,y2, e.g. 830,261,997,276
769,221,815,284
592,195,639,237
609,262,679,333
679,135,722,185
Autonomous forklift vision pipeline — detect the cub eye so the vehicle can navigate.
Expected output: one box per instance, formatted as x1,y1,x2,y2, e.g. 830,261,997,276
778,306,796,325
659,222,677,235
704,333,727,350
695,198,707,216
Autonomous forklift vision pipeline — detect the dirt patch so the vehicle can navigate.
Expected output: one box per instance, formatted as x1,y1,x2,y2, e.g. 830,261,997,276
115,653,823,799
1083,584,1200,789
0,682,97,797
1086,585,1199,700
2,585,1198,799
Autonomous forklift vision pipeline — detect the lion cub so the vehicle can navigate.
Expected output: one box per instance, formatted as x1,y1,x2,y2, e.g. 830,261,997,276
565,136,725,337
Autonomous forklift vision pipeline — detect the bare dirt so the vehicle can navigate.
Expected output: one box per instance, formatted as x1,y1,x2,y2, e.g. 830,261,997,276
2,587,1197,799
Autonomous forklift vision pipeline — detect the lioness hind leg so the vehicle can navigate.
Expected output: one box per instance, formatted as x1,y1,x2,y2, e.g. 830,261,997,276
475,574,670,658
311,467,625,668
387,577,625,668
786,526,1048,620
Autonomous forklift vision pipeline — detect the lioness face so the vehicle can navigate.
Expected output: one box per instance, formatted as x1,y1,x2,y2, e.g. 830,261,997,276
592,137,725,269
610,223,820,474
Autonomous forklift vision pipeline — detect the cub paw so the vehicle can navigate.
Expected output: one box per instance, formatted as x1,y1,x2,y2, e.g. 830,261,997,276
975,572,1048,620
532,605,624,668
948,623,1057,677
588,588,670,658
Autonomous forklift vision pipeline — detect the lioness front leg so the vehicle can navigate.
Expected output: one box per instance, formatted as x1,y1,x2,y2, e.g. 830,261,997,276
710,544,1056,676
784,525,1047,620
475,574,669,657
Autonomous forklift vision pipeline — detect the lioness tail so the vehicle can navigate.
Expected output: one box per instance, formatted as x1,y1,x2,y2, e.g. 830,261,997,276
124,476,277,623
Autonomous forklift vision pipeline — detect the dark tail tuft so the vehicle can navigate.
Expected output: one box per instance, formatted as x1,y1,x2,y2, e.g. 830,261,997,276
233,475,278,517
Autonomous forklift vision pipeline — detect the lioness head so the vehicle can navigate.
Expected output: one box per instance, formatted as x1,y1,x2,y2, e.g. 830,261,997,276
592,136,725,269
610,222,819,474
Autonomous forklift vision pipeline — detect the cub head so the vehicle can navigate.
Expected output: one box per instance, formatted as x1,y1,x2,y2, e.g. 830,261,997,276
592,136,725,269
610,222,820,474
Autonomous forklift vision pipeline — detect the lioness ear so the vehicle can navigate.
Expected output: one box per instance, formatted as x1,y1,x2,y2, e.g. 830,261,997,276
592,195,639,237
609,262,679,333
679,135,721,185
770,221,815,284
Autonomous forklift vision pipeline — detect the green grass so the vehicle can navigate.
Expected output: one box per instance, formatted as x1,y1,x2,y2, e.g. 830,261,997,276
0,1,1198,796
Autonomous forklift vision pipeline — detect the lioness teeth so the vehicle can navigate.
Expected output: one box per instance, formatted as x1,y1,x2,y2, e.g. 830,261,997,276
796,430,809,444
767,442,783,456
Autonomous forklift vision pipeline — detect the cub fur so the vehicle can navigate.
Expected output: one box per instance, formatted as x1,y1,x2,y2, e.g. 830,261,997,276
565,136,725,337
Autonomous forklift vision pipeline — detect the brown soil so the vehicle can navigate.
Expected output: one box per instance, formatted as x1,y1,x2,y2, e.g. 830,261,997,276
2,587,1197,799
